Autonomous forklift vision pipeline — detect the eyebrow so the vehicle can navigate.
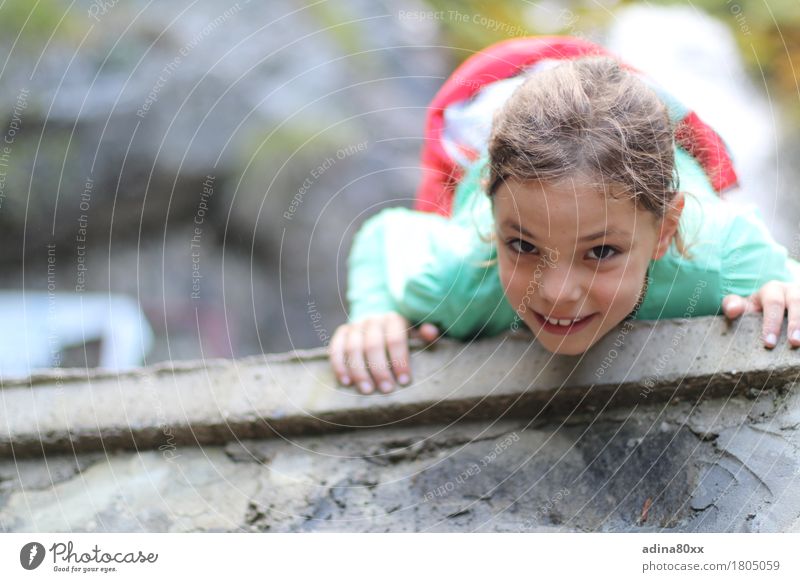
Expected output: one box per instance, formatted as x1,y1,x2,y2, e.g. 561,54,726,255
501,220,630,242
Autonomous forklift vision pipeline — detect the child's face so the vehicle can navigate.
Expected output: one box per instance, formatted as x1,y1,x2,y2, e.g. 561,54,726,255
493,175,681,355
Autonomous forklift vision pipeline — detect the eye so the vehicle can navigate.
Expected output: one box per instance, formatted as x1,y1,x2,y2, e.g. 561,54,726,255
587,245,619,260
506,238,537,254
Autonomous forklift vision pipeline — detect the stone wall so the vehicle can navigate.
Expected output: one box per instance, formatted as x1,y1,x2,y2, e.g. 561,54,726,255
2,315,800,532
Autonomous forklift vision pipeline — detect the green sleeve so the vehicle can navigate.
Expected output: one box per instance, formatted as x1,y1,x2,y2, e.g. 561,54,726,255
719,208,800,299
789,257,800,281
346,205,471,327
345,207,405,322
636,145,800,320
346,205,518,340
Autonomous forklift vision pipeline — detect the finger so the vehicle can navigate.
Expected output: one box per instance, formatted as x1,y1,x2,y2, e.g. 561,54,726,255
786,285,800,347
417,322,441,343
345,325,373,394
758,282,787,348
363,319,394,393
329,325,352,385
721,294,753,319
384,314,411,386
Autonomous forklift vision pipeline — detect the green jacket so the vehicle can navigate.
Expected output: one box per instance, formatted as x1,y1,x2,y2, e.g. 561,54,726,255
347,146,800,340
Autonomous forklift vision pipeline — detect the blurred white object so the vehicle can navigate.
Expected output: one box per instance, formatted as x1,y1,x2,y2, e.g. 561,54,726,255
605,5,786,242
0,292,153,378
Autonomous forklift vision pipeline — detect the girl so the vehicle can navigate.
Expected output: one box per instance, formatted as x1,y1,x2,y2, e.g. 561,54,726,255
330,39,800,395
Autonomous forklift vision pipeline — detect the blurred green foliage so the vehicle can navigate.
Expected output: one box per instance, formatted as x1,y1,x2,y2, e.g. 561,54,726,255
0,0,86,48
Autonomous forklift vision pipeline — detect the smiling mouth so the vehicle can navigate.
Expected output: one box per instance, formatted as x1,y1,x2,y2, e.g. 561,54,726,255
542,314,590,326
532,311,597,335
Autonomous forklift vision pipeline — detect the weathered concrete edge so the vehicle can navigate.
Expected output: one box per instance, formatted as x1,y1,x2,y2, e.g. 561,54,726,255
1,370,781,458
0,345,331,389
2,315,799,458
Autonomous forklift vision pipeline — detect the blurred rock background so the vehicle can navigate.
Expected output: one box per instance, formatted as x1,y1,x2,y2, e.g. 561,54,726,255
0,0,798,370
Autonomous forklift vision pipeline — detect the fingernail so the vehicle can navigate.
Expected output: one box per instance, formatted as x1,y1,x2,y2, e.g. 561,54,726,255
397,373,410,386
378,380,394,393
359,381,373,394
792,330,800,343
766,333,777,346
341,375,351,385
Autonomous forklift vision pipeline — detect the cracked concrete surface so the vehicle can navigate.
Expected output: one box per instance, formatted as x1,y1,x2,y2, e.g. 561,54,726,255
2,316,800,532
2,380,800,532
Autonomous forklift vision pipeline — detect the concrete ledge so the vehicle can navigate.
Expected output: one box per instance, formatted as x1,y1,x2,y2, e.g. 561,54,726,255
2,314,799,457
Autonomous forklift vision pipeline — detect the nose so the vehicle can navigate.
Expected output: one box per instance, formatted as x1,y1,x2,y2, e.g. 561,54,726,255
536,258,583,305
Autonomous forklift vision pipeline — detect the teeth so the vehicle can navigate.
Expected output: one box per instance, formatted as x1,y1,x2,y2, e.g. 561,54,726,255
545,316,584,326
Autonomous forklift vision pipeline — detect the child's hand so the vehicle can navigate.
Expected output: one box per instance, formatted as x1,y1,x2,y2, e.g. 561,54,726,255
722,281,800,348
329,313,440,394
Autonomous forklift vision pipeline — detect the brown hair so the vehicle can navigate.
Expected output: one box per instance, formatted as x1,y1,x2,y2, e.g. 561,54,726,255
482,55,692,259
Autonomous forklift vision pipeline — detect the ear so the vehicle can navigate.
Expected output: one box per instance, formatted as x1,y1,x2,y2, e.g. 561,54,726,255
652,191,685,260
